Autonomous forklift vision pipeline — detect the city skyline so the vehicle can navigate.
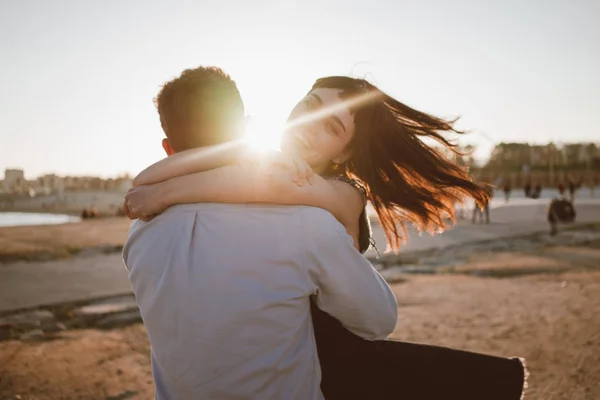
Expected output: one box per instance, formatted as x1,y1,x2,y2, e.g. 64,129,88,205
1,0,599,179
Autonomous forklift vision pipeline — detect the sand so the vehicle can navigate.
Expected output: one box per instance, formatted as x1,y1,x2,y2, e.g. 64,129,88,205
1,217,599,399
1,250,599,399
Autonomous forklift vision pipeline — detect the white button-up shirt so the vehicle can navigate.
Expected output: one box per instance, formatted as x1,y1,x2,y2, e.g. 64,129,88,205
123,203,398,400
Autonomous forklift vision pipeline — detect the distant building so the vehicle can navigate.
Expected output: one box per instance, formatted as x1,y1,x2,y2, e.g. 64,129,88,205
116,178,133,193
38,174,65,192
3,169,25,192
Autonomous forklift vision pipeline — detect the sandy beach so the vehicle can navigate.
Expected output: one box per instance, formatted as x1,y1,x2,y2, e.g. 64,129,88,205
1,204,599,399
1,261,598,399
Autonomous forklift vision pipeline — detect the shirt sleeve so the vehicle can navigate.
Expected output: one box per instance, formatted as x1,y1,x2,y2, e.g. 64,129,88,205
303,209,398,340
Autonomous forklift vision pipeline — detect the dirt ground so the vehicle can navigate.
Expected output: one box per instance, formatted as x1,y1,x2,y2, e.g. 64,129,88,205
0,218,131,263
1,248,599,400
1,218,599,399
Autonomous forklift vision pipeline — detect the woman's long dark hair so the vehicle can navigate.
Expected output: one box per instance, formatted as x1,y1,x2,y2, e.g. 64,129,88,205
312,76,489,252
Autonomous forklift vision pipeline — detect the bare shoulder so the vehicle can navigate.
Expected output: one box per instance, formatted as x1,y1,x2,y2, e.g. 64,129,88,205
324,176,365,223
326,176,367,203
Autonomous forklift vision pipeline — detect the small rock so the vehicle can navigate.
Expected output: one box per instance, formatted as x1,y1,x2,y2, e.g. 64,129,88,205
74,300,139,321
96,310,142,329
88,295,137,306
0,310,55,329
44,322,67,333
20,329,44,341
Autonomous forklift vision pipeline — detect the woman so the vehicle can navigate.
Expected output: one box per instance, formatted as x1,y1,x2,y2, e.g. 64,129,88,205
125,76,527,399
126,76,488,254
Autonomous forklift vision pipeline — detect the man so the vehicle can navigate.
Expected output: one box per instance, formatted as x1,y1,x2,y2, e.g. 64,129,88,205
122,66,398,399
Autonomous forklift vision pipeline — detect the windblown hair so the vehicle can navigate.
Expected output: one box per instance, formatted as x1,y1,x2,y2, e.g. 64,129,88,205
155,66,245,151
312,76,489,251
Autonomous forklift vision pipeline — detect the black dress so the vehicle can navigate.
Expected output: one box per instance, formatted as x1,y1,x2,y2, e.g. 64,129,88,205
312,177,527,400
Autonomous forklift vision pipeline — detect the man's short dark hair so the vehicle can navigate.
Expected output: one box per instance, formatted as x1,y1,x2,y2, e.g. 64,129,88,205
155,66,245,151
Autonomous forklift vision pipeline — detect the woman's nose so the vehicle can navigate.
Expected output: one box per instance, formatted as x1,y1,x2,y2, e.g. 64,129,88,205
296,131,312,148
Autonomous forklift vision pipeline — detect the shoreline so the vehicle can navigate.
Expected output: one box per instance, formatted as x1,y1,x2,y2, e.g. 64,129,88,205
0,207,120,218
0,208,81,217
2,200,599,265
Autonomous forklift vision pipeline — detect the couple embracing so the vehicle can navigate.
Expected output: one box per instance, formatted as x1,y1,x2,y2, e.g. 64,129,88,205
123,66,526,399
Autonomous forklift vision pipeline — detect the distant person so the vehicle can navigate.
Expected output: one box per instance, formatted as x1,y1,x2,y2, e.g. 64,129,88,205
531,182,542,199
503,181,512,203
81,207,98,219
548,197,576,236
472,183,493,224
524,181,532,198
124,68,525,399
557,181,566,197
568,179,577,202
88,206,99,218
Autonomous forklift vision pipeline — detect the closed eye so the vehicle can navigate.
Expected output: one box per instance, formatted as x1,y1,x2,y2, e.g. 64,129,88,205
304,98,317,110
325,120,339,136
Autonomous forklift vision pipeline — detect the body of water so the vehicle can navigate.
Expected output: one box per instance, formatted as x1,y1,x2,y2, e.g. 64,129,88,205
0,212,80,227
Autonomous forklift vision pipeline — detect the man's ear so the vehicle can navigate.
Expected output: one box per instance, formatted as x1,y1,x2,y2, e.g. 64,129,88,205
162,138,175,156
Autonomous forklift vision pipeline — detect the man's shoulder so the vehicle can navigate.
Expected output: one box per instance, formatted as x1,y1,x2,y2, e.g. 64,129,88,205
300,207,347,238
301,206,338,223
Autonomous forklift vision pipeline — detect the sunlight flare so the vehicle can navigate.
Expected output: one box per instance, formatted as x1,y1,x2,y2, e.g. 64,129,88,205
244,117,283,151
284,90,381,131
244,90,380,153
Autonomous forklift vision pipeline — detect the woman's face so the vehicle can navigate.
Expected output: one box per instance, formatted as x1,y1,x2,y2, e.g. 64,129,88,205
281,88,355,174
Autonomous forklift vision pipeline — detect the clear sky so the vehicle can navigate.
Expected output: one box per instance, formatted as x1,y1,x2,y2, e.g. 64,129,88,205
1,0,598,179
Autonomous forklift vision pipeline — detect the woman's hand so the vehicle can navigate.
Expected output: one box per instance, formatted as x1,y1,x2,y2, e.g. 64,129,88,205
123,183,169,221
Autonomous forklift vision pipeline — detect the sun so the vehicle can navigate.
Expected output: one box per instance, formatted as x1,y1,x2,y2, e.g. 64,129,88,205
244,117,283,152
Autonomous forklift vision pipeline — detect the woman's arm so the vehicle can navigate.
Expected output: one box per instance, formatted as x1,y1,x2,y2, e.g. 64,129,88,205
126,164,364,233
132,141,248,187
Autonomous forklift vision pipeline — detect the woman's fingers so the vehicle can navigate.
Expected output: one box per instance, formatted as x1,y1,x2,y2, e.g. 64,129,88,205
289,156,313,186
124,186,163,219
121,200,137,220
287,157,302,184
300,158,314,183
